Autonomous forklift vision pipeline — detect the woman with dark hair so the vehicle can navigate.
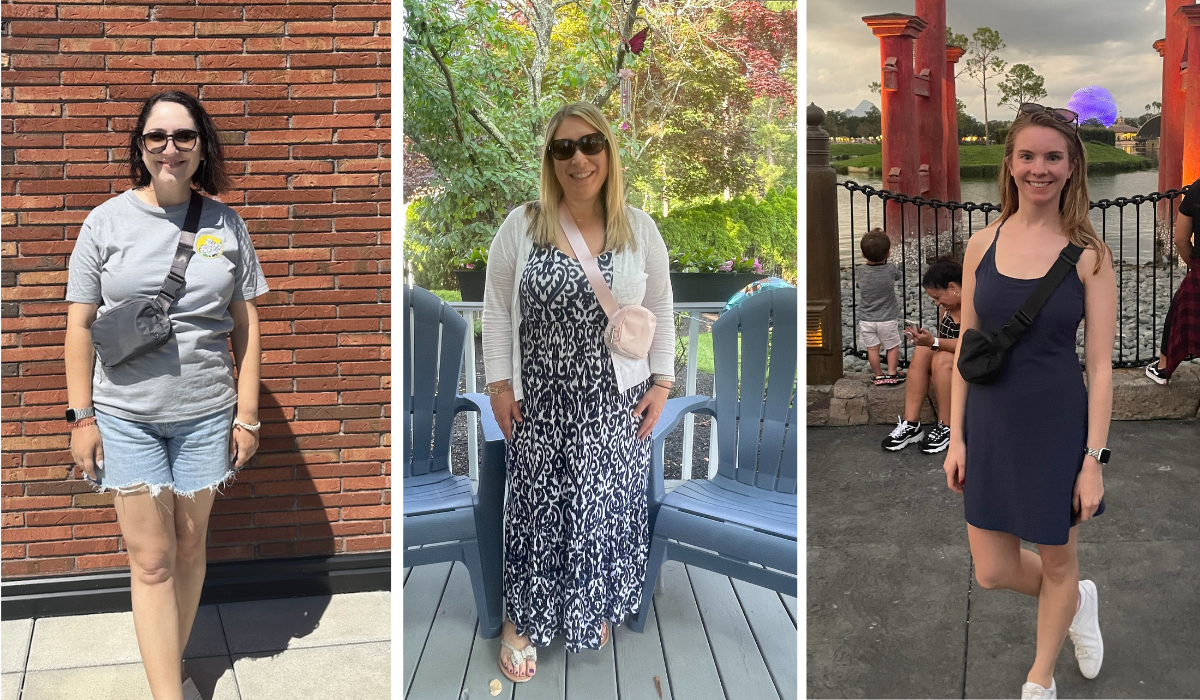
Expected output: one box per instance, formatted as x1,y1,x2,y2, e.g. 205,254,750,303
64,91,269,700
482,101,674,683
1144,177,1198,384
943,104,1118,699
881,256,962,453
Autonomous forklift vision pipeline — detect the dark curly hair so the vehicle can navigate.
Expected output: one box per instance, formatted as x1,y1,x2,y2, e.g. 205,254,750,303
128,91,230,195
921,256,963,290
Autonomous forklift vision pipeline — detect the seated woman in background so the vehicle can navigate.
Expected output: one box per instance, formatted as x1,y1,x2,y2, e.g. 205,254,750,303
881,257,962,454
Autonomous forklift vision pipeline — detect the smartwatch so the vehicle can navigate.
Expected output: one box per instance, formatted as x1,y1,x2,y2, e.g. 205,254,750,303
1084,447,1111,464
931,337,940,350
65,406,95,424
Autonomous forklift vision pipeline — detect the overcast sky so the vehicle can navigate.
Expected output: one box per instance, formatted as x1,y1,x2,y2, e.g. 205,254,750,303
807,0,1178,122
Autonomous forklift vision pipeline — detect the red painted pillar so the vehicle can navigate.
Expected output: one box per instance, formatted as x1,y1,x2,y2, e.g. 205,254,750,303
945,45,965,222
863,13,927,238
1178,5,1200,186
1163,0,1189,197
915,0,946,229
1154,38,1168,199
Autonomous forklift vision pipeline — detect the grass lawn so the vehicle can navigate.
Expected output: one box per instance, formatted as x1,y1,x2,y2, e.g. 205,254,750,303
835,141,1152,176
830,143,883,160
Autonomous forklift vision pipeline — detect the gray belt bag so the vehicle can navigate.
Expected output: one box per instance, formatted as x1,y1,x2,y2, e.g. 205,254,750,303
91,191,203,368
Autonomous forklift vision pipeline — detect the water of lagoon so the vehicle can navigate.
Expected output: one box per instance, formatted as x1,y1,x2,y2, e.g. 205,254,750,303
835,169,1179,266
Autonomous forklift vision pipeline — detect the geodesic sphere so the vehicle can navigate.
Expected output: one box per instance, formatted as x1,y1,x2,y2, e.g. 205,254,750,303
1067,86,1118,128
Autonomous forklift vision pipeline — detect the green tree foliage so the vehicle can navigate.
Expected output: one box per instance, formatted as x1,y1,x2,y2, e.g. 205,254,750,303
997,63,1047,115
403,0,796,289
963,27,1006,144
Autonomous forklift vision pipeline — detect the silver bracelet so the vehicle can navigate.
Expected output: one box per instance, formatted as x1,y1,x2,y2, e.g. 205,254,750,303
233,418,261,433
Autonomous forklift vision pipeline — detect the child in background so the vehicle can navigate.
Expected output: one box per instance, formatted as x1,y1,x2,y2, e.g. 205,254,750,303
856,228,904,386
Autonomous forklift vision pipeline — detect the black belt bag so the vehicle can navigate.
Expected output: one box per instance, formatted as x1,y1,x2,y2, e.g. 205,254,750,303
958,242,1083,384
91,191,204,368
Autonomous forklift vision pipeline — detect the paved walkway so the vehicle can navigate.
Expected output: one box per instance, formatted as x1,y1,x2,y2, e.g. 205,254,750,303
807,420,1200,699
1,591,390,700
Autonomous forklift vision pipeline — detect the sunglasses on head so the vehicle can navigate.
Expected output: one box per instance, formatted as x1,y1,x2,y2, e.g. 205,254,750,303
1018,103,1079,129
141,129,200,154
547,132,607,161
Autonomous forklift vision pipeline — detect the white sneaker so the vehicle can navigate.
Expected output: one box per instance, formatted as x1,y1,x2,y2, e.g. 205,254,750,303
1068,579,1104,679
1021,679,1056,699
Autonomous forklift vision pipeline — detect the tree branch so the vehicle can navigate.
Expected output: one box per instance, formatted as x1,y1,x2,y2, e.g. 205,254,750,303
468,106,521,162
551,0,580,11
592,0,642,107
422,37,483,171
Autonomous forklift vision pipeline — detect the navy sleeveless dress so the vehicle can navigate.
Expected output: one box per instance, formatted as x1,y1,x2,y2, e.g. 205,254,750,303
963,223,1104,546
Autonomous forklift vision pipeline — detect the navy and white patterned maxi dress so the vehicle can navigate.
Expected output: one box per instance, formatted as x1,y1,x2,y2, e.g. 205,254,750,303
504,244,653,653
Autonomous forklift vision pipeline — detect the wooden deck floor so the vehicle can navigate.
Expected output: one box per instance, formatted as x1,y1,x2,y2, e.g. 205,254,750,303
403,561,797,700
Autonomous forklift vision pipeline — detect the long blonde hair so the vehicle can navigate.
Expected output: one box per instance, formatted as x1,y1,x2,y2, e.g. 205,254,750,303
997,111,1110,273
525,102,635,252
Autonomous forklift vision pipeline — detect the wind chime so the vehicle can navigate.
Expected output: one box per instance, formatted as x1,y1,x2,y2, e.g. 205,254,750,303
618,24,649,132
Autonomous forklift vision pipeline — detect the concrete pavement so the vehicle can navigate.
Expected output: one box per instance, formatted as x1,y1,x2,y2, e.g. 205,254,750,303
0,591,390,700
807,420,1200,699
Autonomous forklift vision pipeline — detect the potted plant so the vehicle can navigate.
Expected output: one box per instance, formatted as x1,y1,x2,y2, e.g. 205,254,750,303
669,247,768,303
452,247,488,302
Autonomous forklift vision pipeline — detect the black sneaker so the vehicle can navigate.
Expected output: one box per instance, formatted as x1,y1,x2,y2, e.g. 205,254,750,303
919,421,951,453
1145,362,1169,385
882,416,923,451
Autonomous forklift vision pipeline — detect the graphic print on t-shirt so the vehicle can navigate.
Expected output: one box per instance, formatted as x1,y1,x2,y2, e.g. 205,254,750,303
195,234,224,258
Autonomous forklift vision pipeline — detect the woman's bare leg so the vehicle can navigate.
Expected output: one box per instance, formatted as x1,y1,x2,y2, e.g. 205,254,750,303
173,488,217,661
114,488,185,700
966,524,1042,597
1028,528,1080,688
930,351,954,424
903,346,934,422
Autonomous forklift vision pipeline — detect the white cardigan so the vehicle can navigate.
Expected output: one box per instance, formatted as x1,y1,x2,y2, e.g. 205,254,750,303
482,204,676,400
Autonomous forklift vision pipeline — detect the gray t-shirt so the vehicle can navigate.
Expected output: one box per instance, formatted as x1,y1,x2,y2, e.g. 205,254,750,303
66,190,269,423
855,262,902,322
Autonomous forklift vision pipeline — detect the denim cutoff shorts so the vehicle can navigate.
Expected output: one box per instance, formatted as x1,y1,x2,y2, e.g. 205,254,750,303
89,406,237,498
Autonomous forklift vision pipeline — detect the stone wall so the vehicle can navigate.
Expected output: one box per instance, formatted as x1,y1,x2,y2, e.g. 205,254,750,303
809,363,1200,426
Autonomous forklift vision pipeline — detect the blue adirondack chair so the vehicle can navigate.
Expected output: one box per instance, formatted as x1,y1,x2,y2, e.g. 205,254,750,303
629,286,798,633
402,285,505,639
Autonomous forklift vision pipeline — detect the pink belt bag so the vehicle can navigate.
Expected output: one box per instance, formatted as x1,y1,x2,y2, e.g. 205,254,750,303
558,206,657,360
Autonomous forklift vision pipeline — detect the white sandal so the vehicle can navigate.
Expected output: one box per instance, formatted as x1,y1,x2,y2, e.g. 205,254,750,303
499,638,537,683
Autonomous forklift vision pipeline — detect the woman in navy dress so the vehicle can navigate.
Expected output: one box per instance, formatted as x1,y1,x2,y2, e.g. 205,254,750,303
943,105,1117,699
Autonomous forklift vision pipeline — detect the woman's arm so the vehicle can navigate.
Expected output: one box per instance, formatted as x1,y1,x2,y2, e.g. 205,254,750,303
943,225,994,493
228,299,262,467
1075,246,1117,521
1173,211,1193,265
65,303,102,478
482,210,523,439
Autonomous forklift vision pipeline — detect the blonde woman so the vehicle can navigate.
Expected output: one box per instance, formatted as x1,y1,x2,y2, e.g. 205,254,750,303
943,104,1117,699
482,102,675,683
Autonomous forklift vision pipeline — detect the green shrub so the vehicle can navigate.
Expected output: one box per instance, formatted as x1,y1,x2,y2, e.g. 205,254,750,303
1078,127,1115,147
652,188,797,282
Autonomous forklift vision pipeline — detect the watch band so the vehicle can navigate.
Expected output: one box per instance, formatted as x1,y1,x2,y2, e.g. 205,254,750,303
65,406,95,423
232,418,261,433
1084,447,1110,464
932,337,940,350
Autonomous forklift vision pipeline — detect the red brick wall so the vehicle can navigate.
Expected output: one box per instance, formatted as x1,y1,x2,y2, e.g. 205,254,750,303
0,1,392,578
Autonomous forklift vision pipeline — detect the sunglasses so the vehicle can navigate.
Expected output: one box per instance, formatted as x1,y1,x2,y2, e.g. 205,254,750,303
141,129,200,154
1018,103,1079,129
547,132,607,161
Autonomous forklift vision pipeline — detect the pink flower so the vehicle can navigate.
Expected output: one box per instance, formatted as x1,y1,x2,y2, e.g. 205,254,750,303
465,263,474,269
753,258,762,274
619,121,630,131
718,260,733,272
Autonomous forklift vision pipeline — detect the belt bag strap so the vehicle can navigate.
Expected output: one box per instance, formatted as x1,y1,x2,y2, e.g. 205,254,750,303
558,205,620,318
154,190,204,311
996,242,1084,350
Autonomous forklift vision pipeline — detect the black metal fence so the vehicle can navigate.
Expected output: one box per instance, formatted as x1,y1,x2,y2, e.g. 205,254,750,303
838,181,1194,369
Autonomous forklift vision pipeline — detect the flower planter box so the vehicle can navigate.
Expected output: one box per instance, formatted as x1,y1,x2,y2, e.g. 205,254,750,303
670,272,768,303
455,269,486,302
